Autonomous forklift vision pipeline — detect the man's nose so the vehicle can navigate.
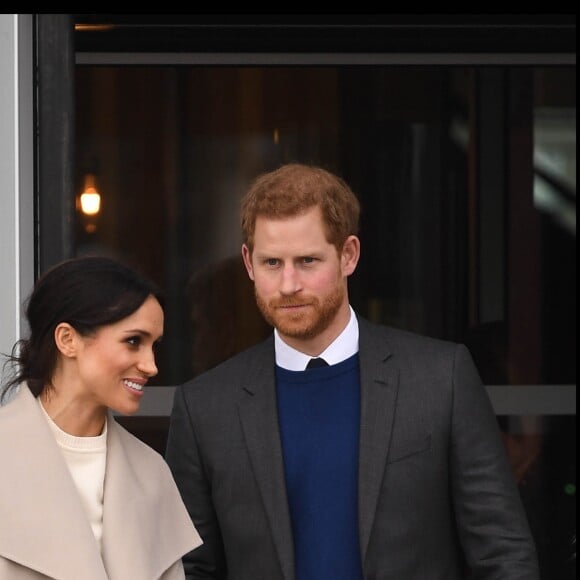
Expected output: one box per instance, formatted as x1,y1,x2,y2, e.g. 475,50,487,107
279,263,301,294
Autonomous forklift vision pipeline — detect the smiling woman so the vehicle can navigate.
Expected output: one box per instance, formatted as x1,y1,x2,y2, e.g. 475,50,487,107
0,256,201,580
54,293,164,423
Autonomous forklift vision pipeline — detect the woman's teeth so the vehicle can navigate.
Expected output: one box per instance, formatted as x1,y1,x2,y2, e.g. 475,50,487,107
123,380,143,391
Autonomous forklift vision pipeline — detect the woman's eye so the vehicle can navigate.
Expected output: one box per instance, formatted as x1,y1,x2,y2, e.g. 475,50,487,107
126,336,141,347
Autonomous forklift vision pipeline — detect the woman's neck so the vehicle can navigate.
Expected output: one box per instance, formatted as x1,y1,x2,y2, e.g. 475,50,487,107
40,386,106,437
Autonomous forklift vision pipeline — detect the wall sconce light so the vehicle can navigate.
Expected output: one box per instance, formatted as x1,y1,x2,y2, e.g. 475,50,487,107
79,173,101,216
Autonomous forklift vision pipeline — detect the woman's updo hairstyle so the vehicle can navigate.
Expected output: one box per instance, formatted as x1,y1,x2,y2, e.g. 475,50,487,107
1,256,162,401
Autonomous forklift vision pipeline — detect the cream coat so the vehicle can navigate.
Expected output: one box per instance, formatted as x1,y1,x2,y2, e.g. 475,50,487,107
0,385,202,580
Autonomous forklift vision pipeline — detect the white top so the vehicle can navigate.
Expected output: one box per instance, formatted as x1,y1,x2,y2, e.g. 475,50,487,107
38,399,107,550
274,305,360,371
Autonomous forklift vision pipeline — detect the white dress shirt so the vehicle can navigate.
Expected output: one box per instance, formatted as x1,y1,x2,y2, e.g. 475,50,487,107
274,305,360,371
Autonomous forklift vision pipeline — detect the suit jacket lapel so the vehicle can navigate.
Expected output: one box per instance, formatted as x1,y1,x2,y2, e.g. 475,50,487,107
235,323,399,577
0,386,108,580
357,319,400,560
238,338,295,580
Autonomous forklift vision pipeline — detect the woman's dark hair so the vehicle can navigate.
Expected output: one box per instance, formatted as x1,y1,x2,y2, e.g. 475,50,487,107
1,256,162,402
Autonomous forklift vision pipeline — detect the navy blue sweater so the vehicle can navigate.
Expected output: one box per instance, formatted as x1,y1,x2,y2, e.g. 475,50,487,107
276,354,364,580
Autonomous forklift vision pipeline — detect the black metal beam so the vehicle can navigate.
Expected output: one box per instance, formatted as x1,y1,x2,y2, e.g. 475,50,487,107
36,14,76,272
73,14,576,54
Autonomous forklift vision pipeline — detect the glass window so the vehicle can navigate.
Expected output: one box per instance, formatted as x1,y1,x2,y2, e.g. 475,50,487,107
74,65,575,387
499,414,576,580
72,51,575,580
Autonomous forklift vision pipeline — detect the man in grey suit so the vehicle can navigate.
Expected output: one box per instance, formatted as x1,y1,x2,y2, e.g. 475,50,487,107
166,163,540,579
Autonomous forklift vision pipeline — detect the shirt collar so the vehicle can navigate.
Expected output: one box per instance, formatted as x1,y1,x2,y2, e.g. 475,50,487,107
274,305,359,371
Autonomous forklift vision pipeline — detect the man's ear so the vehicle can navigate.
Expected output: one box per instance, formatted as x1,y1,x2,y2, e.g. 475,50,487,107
341,235,361,277
54,323,79,358
241,244,255,281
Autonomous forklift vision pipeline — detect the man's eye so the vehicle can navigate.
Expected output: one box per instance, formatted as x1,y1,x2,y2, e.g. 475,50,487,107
266,258,278,266
303,257,315,264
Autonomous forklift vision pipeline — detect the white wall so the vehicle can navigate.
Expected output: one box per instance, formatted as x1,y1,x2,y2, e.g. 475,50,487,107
0,14,34,385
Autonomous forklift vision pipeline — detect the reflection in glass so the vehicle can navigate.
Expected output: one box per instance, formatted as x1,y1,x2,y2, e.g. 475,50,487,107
499,415,576,580
74,65,575,388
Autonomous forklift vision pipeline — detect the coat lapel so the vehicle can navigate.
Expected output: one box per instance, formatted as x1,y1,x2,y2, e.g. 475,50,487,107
101,417,202,580
0,386,108,580
237,338,295,580
357,319,400,561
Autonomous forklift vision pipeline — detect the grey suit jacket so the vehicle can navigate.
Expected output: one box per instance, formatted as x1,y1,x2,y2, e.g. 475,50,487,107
0,385,202,580
166,316,539,580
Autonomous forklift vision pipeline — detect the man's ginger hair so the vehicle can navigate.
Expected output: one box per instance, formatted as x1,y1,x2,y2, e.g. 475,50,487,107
241,163,360,253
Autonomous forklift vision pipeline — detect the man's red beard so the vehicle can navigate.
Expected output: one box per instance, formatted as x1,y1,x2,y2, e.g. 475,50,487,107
254,283,345,340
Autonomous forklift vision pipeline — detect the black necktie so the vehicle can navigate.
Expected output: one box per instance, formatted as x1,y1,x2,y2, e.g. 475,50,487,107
306,357,329,369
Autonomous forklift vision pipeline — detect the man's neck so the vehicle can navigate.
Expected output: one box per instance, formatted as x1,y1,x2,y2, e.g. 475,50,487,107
274,305,360,372
279,304,352,357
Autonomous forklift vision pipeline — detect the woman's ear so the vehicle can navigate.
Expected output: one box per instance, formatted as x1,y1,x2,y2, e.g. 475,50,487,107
54,323,78,358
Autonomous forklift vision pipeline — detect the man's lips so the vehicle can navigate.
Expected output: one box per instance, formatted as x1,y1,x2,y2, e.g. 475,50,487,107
273,301,312,309
276,304,312,313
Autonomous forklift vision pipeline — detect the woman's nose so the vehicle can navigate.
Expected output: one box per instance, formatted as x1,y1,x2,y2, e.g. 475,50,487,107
138,349,158,377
